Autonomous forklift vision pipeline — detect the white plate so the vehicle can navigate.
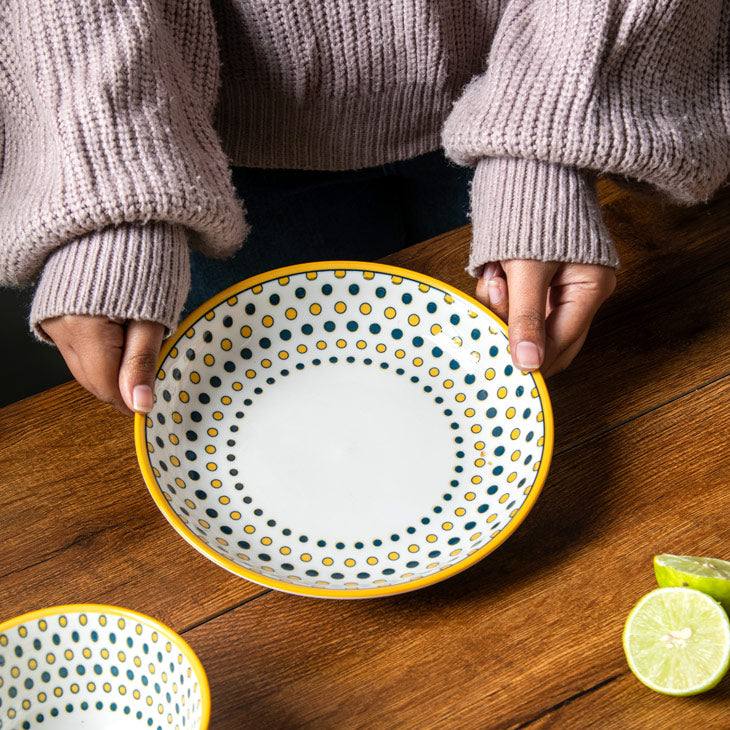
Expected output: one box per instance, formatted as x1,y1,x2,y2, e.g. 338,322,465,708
136,262,553,598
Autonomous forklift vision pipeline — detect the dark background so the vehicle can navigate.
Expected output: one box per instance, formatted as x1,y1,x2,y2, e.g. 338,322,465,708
1,288,70,406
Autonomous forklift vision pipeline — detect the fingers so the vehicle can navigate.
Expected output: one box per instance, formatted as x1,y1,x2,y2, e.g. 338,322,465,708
118,320,165,413
541,264,616,376
475,262,508,323
43,316,129,414
543,329,589,378
502,260,558,372
42,315,164,415
475,261,615,376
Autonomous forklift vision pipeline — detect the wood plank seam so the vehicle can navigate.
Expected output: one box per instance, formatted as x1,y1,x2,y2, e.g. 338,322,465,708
554,369,730,458
171,372,730,641
1,190,726,652
175,378,728,728
179,592,272,634
2,364,726,633
514,673,624,729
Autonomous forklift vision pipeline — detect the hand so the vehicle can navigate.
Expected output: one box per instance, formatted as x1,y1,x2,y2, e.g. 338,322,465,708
41,316,165,415
475,260,616,377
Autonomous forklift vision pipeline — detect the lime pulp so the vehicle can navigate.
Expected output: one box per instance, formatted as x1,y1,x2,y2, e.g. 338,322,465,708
623,587,730,696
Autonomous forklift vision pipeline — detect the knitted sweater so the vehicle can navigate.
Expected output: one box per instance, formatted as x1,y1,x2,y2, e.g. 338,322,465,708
0,1,728,336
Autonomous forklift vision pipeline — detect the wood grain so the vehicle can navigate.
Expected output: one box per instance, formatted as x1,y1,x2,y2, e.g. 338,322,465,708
0,182,727,627
185,378,730,729
525,671,730,729
384,179,730,300
0,385,261,627
0,179,727,729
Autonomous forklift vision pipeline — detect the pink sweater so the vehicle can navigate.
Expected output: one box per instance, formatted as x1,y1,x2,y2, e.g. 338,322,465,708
0,1,727,336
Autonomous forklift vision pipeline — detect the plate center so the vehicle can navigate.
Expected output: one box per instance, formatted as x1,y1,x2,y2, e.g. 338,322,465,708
234,362,455,541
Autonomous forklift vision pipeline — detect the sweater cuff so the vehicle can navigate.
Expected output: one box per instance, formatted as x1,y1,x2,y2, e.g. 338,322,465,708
31,222,190,341
468,157,619,277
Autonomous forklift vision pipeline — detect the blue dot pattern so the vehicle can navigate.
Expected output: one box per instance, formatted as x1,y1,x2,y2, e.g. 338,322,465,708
142,267,549,593
0,608,204,729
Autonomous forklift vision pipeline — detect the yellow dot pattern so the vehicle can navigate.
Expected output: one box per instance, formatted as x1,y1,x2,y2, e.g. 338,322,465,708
143,266,549,591
0,609,205,729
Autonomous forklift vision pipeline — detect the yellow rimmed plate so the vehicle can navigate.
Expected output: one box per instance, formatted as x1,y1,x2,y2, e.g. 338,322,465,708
136,262,553,598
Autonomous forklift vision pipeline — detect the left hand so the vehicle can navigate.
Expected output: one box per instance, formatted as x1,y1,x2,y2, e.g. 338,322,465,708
475,260,616,377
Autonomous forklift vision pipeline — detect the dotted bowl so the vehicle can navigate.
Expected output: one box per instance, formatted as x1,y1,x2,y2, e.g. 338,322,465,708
0,604,209,729
136,262,553,598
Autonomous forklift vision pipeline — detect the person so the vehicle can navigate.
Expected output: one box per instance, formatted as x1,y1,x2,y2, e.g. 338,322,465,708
1,1,727,415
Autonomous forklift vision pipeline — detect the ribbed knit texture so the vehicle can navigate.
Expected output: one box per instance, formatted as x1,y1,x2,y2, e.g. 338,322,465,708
0,1,727,335
443,0,730,271
0,0,247,336
469,158,619,276
211,2,501,169
31,223,190,340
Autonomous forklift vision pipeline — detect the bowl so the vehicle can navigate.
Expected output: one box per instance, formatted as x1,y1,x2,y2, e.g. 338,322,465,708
136,262,553,598
0,604,209,729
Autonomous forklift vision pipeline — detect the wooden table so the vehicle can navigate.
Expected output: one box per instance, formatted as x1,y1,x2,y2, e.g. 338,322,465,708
1,179,728,728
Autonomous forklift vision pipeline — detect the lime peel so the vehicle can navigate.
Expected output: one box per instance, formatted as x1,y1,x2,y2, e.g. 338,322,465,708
654,554,730,612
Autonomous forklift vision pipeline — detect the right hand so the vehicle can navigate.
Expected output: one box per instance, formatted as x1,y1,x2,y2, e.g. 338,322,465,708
41,315,165,416
475,259,616,377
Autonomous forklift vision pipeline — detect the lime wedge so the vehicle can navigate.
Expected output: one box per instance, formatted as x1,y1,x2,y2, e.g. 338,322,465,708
654,554,730,612
623,587,730,695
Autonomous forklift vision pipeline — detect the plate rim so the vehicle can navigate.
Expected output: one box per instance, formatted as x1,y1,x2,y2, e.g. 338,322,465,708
134,260,554,599
0,603,211,729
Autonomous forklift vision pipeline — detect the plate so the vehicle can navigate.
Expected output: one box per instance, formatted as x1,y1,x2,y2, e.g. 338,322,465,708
0,604,209,729
136,262,553,598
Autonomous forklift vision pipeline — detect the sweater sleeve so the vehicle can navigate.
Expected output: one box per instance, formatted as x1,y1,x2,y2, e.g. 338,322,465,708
0,0,248,336
442,0,730,276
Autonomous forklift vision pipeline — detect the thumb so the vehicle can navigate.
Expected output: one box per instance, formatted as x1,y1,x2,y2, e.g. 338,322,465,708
118,320,166,413
503,260,557,372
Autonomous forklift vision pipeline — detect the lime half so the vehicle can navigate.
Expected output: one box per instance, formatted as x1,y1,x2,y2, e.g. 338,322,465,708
623,587,730,696
654,554,730,612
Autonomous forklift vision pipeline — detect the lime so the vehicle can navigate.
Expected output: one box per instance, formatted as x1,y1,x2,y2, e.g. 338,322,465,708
623,587,730,696
654,554,730,612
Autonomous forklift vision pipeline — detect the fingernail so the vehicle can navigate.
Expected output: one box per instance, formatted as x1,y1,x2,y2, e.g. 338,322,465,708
482,263,497,280
132,384,154,412
515,341,541,370
487,279,504,305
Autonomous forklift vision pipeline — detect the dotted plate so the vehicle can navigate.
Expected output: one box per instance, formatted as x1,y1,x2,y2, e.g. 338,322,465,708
135,262,553,598
0,605,209,729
